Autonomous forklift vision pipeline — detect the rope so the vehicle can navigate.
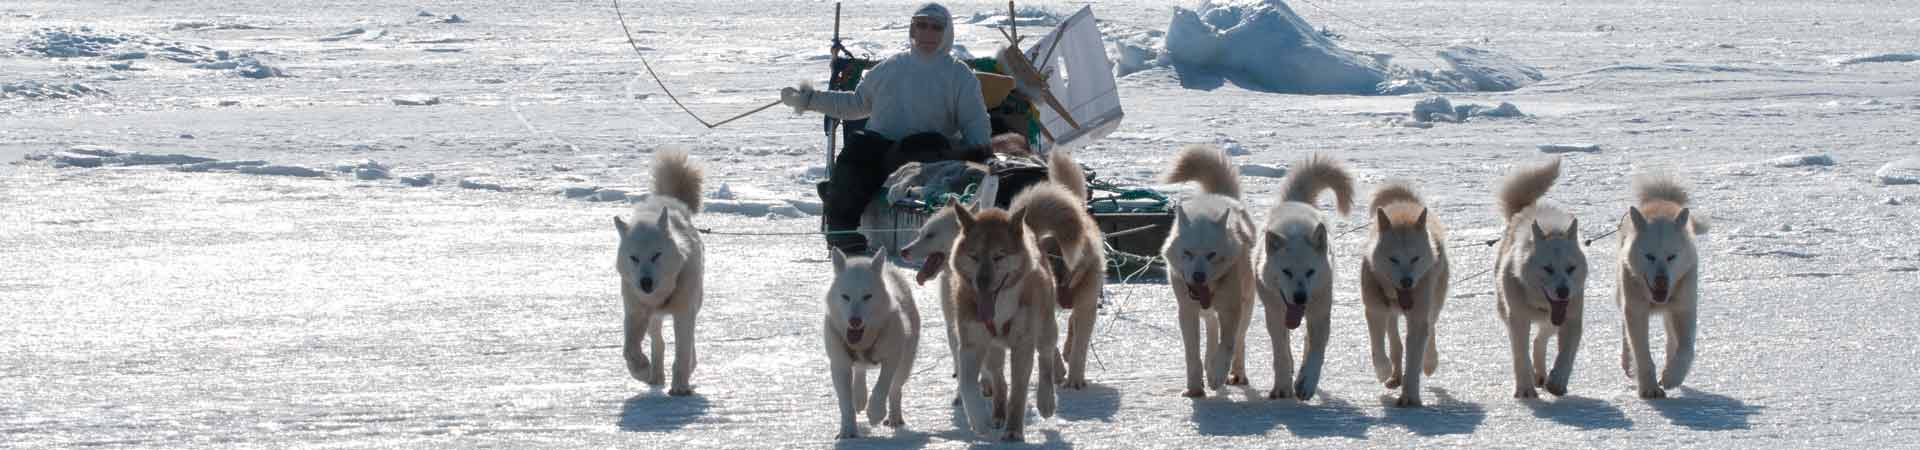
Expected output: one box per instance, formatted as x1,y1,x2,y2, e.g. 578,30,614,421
611,0,781,129
1583,225,1620,247
695,227,920,236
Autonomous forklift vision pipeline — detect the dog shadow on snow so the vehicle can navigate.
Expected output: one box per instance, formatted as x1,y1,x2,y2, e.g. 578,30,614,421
1649,387,1762,431
1188,388,1376,438
1376,388,1487,436
1525,395,1633,430
617,393,711,433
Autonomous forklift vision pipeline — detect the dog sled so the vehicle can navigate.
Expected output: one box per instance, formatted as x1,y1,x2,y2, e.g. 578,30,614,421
817,4,1171,275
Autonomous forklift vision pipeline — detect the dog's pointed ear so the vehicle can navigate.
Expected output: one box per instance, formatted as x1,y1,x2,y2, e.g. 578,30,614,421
1216,208,1233,225
831,246,848,273
1175,205,1190,230
1567,217,1580,241
1010,208,1030,243
1414,208,1429,229
1374,207,1391,231
869,247,889,273
655,208,673,236
614,216,629,236
1532,221,1548,241
1313,222,1330,251
1674,207,1691,230
952,203,975,230
1265,231,1283,251
1628,206,1648,232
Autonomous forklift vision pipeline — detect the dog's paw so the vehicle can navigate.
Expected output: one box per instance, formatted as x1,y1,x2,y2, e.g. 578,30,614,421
1384,375,1402,390
1182,387,1206,398
1000,429,1026,443
1638,385,1667,399
1063,377,1089,390
1226,374,1250,386
1267,388,1293,401
1546,381,1569,396
865,403,886,426
1659,376,1684,390
1514,387,1539,399
624,357,653,382
668,387,694,397
1293,380,1317,402
1394,395,1424,408
883,415,906,428
1535,374,1547,387
836,427,859,439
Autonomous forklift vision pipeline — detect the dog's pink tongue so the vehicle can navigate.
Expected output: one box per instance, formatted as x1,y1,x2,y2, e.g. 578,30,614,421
1285,303,1305,330
1549,300,1568,326
914,253,945,286
1190,284,1213,309
1650,287,1670,304
1396,289,1415,310
846,327,865,344
975,299,994,325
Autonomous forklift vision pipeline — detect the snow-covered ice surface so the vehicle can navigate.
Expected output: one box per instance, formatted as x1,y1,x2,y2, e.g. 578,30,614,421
5,0,1920,448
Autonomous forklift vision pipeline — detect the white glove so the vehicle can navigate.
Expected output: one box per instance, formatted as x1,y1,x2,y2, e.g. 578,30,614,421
780,82,815,114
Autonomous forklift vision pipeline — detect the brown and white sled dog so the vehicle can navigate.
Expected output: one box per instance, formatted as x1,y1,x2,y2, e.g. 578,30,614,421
614,149,705,396
1162,144,1257,397
1010,149,1107,390
1360,181,1449,407
823,247,921,439
946,205,1058,442
899,204,1007,407
1493,157,1589,399
1617,174,1709,399
1255,153,1353,401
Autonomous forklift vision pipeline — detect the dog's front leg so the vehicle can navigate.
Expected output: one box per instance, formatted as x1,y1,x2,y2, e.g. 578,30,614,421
831,355,858,439
1206,307,1240,392
1004,340,1035,442
1624,302,1664,399
668,307,697,396
1362,281,1394,386
1396,315,1431,407
622,308,655,384
1296,304,1331,401
1229,301,1252,386
955,346,994,437
1547,300,1584,396
1502,287,1537,399
1661,304,1697,390
866,360,897,426
1177,300,1206,397
1263,301,1295,400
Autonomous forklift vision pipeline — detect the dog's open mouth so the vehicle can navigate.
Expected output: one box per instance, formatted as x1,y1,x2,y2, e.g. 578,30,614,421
1285,303,1306,330
1188,283,1214,309
915,253,946,286
846,326,865,344
1541,287,1571,326
1395,288,1415,310
1647,278,1671,304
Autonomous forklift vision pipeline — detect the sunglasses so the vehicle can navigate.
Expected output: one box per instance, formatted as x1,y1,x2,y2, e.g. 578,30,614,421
911,20,945,32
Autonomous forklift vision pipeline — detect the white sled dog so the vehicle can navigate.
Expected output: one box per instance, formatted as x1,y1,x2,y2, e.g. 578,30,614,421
1162,144,1257,397
1617,174,1709,399
823,246,921,439
946,205,1058,442
1360,181,1450,407
1493,157,1589,399
614,148,705,396
1255,153,1353,401
1010,149,1107,390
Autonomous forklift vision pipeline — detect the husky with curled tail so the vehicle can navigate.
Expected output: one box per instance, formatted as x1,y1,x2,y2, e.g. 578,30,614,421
1493,157,1589,399
1617,174,1709,399
1360,181,1449,407
1011,149,1107,390
823,246,920,439
1162,144,1257,398
1255,153,1352,401
614,148,705,396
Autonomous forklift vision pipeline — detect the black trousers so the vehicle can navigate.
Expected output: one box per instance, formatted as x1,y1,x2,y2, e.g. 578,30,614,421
823,130,956,232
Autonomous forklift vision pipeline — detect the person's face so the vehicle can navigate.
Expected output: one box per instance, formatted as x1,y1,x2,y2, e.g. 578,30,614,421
910,17,943,54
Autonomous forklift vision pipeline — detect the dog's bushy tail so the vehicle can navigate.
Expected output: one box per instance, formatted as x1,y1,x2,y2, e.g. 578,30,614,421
1497,157,1561,221
1048,149,1089,203
1370,181,1424,211
1280,153,1354,215
1633,173,1710,234
1164,144,1241,199
651,147,705,214
1012,182,1092,249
